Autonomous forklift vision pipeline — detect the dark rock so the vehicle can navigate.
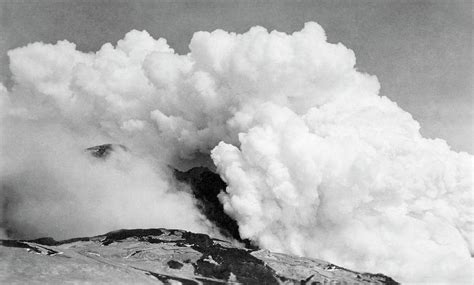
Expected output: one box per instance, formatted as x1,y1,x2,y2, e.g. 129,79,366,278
174,167,255,248
167,260,184,269
85,144,128,159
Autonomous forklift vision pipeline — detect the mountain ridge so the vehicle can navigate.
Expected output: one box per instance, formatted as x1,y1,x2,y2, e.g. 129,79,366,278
1,228,399,284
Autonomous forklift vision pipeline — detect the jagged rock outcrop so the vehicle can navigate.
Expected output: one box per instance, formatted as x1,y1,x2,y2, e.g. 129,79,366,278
1,228,398,284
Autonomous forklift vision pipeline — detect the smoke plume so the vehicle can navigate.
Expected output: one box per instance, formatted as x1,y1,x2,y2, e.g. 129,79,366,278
0,22,472,283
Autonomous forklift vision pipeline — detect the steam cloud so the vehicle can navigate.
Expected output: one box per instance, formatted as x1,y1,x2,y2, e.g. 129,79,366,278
0,22,472,283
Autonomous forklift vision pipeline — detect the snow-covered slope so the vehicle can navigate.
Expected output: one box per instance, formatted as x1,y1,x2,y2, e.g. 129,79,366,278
1,228,398,284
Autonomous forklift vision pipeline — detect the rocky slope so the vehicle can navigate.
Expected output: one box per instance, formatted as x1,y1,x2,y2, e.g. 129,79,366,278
1,228,398,284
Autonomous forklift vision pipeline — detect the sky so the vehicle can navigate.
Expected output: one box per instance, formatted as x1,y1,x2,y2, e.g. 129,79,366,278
0,0,472,153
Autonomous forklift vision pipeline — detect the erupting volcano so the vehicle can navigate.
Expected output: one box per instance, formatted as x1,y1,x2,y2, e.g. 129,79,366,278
0,19,472,284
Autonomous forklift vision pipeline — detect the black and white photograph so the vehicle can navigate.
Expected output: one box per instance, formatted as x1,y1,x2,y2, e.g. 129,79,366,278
0,1,472,284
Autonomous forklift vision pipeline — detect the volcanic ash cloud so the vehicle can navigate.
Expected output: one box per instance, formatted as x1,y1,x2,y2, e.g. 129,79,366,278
0,22,472,283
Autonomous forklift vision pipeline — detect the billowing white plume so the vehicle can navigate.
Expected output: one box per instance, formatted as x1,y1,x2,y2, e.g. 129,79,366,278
0,22,472,283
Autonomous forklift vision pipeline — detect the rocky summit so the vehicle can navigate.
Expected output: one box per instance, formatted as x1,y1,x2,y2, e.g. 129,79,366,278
1,228,398,284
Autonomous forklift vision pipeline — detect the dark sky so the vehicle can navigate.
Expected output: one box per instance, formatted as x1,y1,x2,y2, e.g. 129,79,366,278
0,0,472,153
